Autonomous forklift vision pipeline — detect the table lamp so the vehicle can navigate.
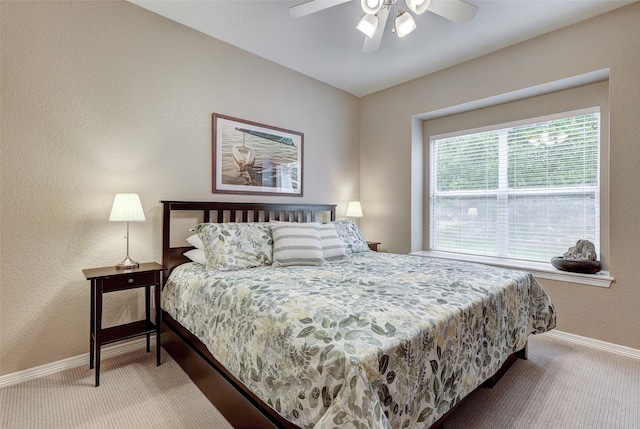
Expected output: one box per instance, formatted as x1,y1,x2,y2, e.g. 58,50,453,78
109,193,146,269
346,201,363,218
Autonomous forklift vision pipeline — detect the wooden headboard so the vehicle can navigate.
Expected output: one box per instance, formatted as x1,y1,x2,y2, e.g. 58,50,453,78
161,201,337,273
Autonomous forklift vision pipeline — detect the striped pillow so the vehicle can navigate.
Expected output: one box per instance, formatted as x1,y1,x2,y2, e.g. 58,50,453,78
318,223,345,261
271,222,325,267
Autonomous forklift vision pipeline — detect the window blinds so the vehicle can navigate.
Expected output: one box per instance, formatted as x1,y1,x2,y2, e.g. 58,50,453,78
429,107,600,263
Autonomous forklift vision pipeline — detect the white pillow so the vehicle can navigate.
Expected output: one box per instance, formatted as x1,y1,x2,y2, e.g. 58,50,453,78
318,223,345,261
271,222,325,267
184,248,206,265
186,233,204,249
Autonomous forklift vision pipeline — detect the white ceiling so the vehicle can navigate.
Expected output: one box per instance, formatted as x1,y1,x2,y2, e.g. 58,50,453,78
129,0,635,97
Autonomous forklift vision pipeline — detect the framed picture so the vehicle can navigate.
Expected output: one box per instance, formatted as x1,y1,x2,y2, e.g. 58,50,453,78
212,113,303,196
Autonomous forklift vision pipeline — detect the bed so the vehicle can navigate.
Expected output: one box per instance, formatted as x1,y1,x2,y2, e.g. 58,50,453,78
160,201,556,429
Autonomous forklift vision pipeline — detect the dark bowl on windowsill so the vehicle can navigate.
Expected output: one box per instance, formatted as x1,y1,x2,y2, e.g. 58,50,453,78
551,257,602,274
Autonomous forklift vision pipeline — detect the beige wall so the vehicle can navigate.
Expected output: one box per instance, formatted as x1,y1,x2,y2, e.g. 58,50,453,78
360,3,640,349
0,2,360,375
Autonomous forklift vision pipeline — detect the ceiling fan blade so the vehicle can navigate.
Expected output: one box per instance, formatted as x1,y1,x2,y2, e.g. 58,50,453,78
289,0,352,18
427,0,478,24
362,7,389,53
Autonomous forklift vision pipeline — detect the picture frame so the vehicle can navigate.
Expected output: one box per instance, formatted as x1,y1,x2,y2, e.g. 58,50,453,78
212,113,303,196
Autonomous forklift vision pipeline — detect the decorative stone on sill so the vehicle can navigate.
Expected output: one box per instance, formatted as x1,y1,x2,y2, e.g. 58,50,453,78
551,239,602,274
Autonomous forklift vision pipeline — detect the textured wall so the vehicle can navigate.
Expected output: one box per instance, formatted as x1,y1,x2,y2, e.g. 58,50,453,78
359,3,640,349
0,2,359,375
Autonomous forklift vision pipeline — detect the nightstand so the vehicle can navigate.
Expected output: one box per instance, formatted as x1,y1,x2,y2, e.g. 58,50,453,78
82,262,166,386
367,241,381,251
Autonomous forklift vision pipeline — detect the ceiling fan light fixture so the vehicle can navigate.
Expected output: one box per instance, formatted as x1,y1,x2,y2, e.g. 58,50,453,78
395,10,417,37
357,13,379,38
405,0,431,15
361,0,384,14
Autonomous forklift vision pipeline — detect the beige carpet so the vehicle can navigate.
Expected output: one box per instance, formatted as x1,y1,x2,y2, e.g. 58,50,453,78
445,334,640,429
1,334,638,428
0,350,233,429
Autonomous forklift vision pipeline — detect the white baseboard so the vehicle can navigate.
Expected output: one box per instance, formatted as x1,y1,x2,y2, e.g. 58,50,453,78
546,330,640,360
2,331,638,389
0,337,150,389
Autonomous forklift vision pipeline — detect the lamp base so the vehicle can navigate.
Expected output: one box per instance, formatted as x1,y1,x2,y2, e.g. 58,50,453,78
115,256,140,270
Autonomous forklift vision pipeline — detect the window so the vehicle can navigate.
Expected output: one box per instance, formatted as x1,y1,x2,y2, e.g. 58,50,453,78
429,107,600,264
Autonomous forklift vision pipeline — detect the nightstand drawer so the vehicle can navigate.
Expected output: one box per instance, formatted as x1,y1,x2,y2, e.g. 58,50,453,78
102,271,157,292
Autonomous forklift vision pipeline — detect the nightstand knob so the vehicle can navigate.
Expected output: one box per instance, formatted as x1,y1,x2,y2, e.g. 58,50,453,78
128,278,134,284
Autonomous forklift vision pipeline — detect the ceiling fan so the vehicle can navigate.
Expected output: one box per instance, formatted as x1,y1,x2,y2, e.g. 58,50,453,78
290,0,479,53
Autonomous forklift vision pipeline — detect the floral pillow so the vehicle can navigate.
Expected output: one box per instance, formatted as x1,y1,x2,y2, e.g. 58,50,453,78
193,222,273,271
332,218,370,254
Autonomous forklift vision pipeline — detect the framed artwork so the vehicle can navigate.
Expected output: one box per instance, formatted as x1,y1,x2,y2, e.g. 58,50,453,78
212,113,303,196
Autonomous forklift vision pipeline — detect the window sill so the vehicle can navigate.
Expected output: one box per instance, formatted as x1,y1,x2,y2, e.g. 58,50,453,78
409,251,613,288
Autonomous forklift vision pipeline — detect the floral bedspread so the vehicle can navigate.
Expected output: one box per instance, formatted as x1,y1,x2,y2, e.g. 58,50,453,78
162,252,556,429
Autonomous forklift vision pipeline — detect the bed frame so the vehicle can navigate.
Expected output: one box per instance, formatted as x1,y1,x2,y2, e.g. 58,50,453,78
160,200,525,429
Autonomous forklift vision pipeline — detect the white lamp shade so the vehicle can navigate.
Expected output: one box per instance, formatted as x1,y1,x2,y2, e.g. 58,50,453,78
396,11,417,37
357,14,379,38
361,0,383,14
405,0,431,15
346,201,364,218
109,193,146,222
